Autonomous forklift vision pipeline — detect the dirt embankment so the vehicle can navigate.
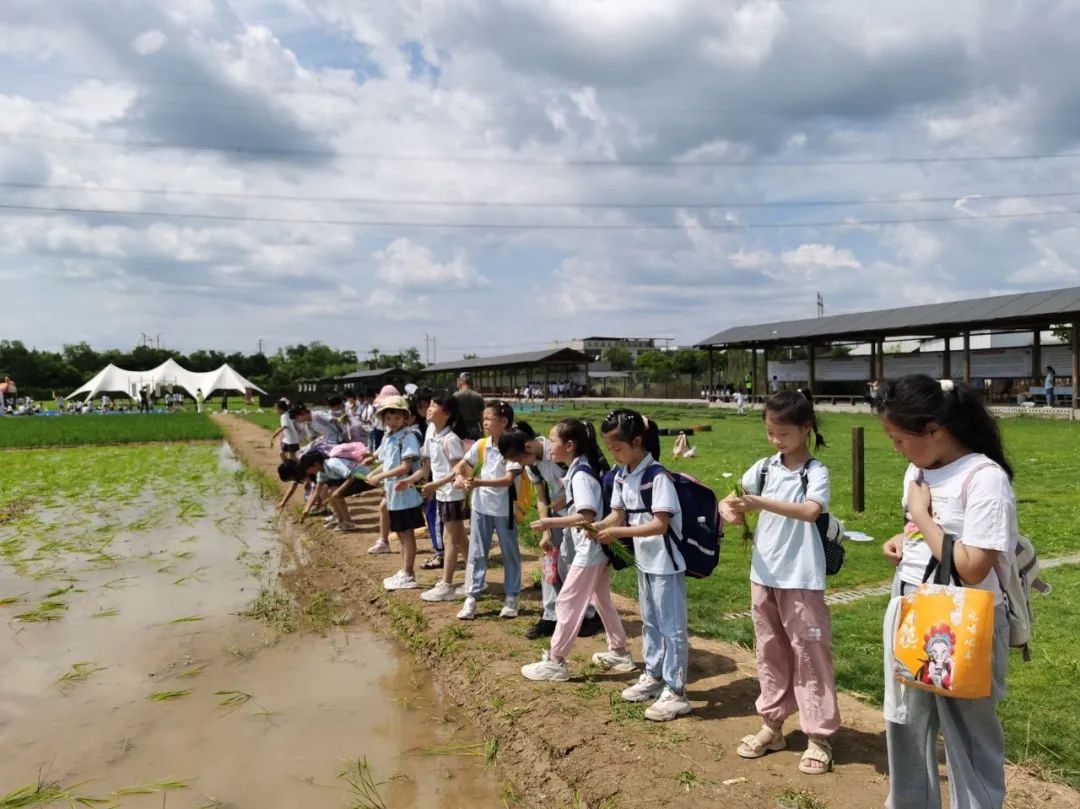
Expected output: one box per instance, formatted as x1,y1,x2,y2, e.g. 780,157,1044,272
221,415,1080,809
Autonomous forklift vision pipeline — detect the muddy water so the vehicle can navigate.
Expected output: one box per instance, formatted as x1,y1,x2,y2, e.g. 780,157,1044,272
0,443,503,807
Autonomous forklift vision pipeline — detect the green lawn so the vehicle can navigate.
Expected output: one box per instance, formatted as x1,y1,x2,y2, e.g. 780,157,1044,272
0,413,222,448
242,410,281,432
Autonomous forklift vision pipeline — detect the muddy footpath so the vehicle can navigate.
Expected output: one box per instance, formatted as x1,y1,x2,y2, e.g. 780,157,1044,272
221,414,1080,809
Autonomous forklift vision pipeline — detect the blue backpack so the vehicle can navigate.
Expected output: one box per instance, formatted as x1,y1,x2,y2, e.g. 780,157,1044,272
572,462,722,577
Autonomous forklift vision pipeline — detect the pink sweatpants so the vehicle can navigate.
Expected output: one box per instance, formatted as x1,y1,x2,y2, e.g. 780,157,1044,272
751,583,841,738
551,563,628,660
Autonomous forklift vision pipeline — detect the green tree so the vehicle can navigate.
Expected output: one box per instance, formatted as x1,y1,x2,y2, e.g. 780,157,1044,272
603,346,634,371
634,350,675,382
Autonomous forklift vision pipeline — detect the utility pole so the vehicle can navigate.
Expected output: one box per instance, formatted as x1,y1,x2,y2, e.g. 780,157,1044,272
257,338,264,355
816,292,824,318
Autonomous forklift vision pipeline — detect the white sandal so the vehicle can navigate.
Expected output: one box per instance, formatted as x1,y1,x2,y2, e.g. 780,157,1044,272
798,738,833,774
737,725,786,759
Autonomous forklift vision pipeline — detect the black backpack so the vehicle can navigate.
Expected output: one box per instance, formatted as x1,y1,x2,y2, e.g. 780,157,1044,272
757,458,845,576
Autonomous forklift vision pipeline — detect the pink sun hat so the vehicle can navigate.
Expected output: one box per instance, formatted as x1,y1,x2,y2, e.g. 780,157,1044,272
373,384,401,405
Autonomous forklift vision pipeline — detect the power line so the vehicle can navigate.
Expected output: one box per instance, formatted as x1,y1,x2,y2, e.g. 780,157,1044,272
6,132,1080,169
5,180,1080,211
0,201,1076,231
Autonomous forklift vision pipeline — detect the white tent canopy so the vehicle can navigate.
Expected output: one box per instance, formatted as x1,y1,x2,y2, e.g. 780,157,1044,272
67,360,267,401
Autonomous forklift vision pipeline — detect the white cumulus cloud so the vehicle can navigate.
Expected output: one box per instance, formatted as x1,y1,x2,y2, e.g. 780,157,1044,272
374,238,489,290
132,28,168,55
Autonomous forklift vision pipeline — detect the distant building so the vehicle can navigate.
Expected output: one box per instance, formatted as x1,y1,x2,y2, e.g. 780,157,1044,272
552,336,665,361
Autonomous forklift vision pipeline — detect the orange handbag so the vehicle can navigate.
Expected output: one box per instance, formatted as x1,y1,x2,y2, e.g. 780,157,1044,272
893,534,995,699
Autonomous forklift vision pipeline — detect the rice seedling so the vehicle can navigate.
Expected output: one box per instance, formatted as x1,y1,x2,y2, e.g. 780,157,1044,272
14,599,67,623
168,615,204,624
484,738,499,767
110,779,191,798
91,608,119,618
337,757,392,809
172,550,195,560
56,661,107,687
43,584,74,598
148,689,191,702
243,588,297,634
776,788,828,809
177,664,208,679
215,690,253,709
0,594,25,606
103,576,138,590
407,742,486,758
173,566,209,586
0,776,105,808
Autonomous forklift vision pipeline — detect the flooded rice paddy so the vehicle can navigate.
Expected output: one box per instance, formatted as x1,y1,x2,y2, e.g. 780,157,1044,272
0,443,502,807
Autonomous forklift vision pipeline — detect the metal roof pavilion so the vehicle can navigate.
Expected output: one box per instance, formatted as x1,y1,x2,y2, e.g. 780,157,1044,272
696,285,1080,349
422,347,589,374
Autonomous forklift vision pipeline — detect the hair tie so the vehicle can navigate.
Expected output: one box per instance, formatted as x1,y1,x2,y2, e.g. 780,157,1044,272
940,379,955,393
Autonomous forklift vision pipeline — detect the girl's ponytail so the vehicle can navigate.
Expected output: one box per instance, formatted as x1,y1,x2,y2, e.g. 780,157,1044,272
641,416,662,459
879,375,1013,479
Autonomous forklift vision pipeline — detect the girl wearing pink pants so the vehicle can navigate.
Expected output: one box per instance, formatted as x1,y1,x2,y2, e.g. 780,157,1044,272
521,419,633,682
723,390,841,775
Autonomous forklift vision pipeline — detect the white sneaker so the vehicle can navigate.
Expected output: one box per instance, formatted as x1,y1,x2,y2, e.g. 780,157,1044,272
455,582,487,597
383,570,418,591
367,538,392,554
644,687,692,722
457,596,477,620
499,595,519,619
621,673,665,703
591,650,635,673
335,521,357,532
521,651,570,682
420,581,458,603
323,515,338,526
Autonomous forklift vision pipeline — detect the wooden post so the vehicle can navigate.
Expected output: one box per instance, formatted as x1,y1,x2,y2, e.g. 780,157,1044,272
852,426,865,513
708,348,714,397
1032,328,1042,388
963,331,972,385
869,341,877,385
807,343,816,396
751,347,758,402
877,340,886,381
942,335,952,380
1072,321,1079,411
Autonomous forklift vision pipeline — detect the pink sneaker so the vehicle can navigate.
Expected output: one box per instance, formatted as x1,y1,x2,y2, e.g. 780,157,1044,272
367,538,392,554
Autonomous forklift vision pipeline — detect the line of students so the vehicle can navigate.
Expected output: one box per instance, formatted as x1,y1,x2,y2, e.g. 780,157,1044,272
272,377,1017,805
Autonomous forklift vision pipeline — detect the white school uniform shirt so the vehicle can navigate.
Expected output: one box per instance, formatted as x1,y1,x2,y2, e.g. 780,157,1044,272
422,424,466,503
742,454,830,591
563,457,606,568
279,412,300,444
898,453,1017,604
610,453,684,575
309,411,345,444
524,437,567,515
462,437,521,517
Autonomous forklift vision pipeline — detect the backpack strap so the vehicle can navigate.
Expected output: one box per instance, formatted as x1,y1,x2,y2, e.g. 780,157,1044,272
564,461,600,512
956,459,1017,590
637,463,683,573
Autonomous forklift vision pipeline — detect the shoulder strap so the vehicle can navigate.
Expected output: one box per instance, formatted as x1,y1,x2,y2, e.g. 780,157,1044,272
798,457,818,497
639,462,667,513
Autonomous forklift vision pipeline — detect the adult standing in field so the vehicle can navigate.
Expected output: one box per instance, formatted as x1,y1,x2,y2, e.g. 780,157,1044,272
877,375,1017,809
770,375,781,395
221,392,229,412
1044,365,1056,407
454,372,485,441
0,375,16,414
195,388,205,414
744,372,753,401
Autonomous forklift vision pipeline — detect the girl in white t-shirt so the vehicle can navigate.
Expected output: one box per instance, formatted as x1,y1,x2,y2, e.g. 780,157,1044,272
878,375,1016,809
419,395,470,603
520,418,632,682
594,409,689,723
498,421,598,640
453,400,522,621
270,399,300,460
722,390,839,775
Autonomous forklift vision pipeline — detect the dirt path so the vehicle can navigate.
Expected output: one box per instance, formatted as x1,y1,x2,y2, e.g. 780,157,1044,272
221,415,1080,809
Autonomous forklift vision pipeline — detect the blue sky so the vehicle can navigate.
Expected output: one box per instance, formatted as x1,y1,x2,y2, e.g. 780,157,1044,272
2,0,1080,361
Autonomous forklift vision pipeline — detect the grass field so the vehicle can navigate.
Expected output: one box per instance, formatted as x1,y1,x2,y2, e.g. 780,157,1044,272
237,400,1080,783
0,413,222,448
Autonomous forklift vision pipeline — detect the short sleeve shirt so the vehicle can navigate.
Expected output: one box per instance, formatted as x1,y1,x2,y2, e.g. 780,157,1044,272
524,437,567,514
309,411,345,444
741,454,830,591
378,429,424,512
899,453,1016,601
564,458,606,567
423,425,466,502
610,454,684,575
463,437,521,517
280,413,300,445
